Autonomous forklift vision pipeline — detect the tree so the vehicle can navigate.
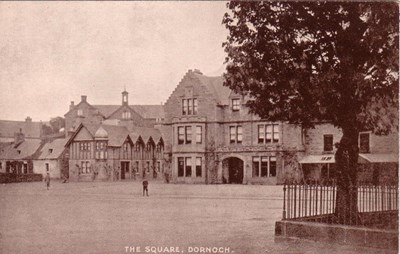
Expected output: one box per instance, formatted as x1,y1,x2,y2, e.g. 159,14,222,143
49,116,65,133
222,2,398,224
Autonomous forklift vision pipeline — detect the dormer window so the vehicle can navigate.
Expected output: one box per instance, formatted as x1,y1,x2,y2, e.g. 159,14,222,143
232,99,240,111
182,98,198,115
77,109,83,116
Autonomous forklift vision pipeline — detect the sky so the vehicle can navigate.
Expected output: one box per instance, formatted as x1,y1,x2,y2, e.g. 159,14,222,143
0,1,229,121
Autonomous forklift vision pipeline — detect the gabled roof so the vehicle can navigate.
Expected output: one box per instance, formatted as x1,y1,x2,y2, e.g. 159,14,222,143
93,105,164,119
64,100,100,117
65,123,162,148
37,138,68,160
93,105,120,118
129,127,162,144
100,125,130,147
0,139,42,160
193,73,231,105
0,120,42,139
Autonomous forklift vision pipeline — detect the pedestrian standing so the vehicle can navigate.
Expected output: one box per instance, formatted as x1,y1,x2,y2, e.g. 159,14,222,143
45,173,50,190
142,180,149,196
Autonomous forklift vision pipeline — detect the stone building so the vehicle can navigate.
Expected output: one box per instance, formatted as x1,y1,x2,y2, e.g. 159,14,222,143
64,90,164,137
65,123,164,182
162,69,305,184
0,134,42,175
162,69,398,185
299,123,398,183
33,138,69,179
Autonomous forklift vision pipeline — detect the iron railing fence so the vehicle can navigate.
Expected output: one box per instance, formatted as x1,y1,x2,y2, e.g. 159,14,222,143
282,180,398,225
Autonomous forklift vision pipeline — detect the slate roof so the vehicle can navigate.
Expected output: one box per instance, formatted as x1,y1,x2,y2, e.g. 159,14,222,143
193,73,231,105
93,105,164,119
0,139,42,160
0,120,42,139
100,125,130,147
66,123,163,148
37,138,68,160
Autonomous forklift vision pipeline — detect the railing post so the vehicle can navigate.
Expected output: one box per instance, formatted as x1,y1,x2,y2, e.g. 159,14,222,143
294,182,297,218
283,182,286,220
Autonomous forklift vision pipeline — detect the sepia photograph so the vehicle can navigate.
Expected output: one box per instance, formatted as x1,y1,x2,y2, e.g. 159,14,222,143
0,1,398,254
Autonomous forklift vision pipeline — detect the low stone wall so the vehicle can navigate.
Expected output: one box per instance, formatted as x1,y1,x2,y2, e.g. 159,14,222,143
275,219,398,250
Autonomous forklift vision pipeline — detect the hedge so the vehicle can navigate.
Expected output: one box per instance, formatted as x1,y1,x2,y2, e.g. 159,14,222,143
0,173,43,183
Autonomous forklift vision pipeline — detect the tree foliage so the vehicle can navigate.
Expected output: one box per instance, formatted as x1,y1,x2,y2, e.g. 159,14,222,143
223,2,398,133
222,1,399,224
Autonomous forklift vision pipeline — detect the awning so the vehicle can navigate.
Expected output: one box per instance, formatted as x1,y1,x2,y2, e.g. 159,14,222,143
299,153,399,164
299,155,335,164
358,153,398,163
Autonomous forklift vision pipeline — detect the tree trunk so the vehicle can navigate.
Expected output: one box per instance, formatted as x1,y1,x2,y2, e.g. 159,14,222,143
334,126,360,225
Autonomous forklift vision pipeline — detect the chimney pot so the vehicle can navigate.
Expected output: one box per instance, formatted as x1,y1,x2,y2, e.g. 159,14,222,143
70,101,75,111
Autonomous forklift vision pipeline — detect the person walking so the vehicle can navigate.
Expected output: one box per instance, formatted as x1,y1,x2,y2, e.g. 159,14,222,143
45,173,50,190
142,179,149,196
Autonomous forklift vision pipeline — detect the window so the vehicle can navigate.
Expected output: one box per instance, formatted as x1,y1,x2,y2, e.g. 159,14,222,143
122,111,131,119
188,99,193,115
252,156,276,177
178,157,184,177
182,98,197,115
80,161,91,174
185,126,192,144
96,141,107,160
178,127,185,144
229,125,242,144
196,126,202,144
177,126,192,144
79,142,91,151
77,109,83,116
196,157,202,177
232,99,240,111
177,157,193,177
49,149,53,154
182,100,188,115
323,135,333,152
193,99,198,114
46,163,49,172
185,157,192,177
123,142,129,152
359,133,370,153
258,124,279,144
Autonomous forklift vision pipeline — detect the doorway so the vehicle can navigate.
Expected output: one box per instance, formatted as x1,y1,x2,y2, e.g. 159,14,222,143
121,161,130,180
222,157,244,184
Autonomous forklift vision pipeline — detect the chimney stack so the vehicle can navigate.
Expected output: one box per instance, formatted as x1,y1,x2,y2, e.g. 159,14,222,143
81,95,87,103
25,116,32,123
70,101,75,111
14,128,25,145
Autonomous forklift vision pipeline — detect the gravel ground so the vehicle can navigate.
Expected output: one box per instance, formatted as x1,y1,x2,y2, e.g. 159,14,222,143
0,181,395,254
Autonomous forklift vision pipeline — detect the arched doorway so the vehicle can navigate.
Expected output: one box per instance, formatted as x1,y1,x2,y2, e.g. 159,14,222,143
222,157,244,184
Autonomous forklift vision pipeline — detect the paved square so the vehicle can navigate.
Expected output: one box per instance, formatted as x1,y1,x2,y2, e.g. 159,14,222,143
0,181,394,254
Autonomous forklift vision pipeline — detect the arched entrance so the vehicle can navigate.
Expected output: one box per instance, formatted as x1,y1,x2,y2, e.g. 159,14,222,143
222,157,244,184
